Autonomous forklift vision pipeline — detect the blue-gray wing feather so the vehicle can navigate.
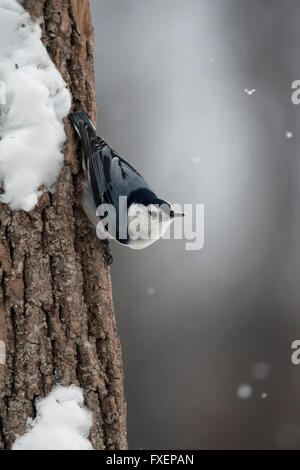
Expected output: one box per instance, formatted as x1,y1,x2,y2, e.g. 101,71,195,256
88,146,152,209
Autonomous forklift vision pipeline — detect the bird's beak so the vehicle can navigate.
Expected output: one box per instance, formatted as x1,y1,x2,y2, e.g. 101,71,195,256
170,211,185,218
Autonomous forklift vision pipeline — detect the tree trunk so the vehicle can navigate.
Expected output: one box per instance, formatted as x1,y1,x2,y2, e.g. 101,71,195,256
0,0,127,450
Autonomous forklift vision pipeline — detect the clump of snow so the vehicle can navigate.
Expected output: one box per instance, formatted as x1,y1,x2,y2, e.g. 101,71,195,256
0,0,71,211
244,88,256,96
12,385,93,450
237,383,252,399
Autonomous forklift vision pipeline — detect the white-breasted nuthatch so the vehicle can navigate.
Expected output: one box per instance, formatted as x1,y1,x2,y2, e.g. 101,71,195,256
70,111,184,255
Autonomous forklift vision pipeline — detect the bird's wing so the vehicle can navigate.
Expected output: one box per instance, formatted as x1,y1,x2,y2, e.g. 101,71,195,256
88,146,152,206
87,146,153,242
109,151,152,197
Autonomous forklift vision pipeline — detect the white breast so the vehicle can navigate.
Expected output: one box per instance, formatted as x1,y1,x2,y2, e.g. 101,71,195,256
127,203,173,249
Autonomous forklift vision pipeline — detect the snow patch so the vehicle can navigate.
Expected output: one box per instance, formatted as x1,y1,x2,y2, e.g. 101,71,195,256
12,385,93,450
0,0,71,211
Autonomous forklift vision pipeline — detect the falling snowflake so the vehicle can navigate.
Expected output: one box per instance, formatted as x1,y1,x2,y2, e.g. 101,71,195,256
261,392,268,399
237,383,253,399
244,88,256,96
147,287,156,296
251,362,271,380
286,131,293,139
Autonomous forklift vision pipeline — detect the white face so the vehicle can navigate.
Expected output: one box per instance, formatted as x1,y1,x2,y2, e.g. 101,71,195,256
128,203,174,246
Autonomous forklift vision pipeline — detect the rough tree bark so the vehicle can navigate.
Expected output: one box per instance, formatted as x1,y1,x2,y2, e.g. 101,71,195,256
0,0,127,450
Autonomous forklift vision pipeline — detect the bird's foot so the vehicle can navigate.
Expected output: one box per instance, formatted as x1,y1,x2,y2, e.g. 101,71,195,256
102,239,114,265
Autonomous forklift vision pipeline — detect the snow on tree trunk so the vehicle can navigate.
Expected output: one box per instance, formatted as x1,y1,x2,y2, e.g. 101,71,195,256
0,0,127,450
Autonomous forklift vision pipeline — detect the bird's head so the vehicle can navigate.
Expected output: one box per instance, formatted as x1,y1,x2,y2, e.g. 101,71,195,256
128,198,184,243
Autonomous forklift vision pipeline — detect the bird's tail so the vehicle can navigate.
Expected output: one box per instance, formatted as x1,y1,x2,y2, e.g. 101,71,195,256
70,111,97,169
70,111,96,138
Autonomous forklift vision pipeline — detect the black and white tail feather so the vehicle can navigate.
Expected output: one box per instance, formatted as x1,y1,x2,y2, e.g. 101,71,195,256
70,111,106,171
70,111,183,253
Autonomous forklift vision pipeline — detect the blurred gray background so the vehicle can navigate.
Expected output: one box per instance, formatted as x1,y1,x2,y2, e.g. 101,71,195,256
90,0,300,450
